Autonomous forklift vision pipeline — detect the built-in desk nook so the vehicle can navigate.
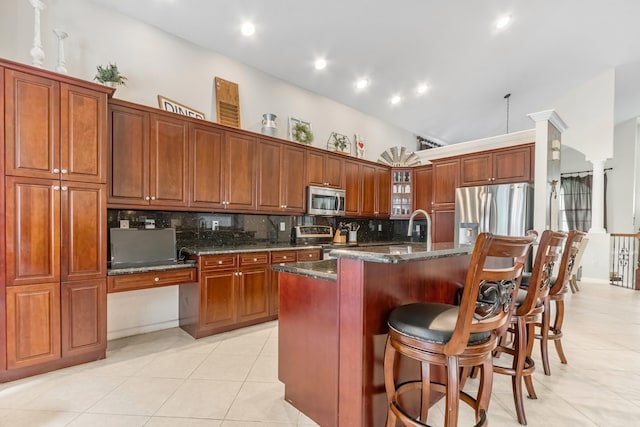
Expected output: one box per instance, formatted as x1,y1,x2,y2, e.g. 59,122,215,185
273,243,474,427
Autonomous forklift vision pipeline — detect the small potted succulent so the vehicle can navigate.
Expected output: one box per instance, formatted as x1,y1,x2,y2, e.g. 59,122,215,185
94,62,127,87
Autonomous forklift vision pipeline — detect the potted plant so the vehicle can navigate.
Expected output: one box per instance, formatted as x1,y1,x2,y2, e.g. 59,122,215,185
329,132,350,153
94,63,127,87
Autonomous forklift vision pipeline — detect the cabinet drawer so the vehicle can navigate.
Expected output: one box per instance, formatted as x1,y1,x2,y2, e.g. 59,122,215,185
239,252,269,266
271,251,298,264
108,268,196,293
296,249,321,261
201,255,237,270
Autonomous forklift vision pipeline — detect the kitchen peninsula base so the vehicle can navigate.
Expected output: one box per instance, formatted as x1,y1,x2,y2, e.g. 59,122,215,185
276,244,473,427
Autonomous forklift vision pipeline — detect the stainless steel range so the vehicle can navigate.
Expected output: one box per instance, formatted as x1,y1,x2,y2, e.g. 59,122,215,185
292,225,337,259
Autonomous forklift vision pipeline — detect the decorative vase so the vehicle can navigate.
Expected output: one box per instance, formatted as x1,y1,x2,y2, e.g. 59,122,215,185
261,113,277,137
53,28,68,74
29,0,46,68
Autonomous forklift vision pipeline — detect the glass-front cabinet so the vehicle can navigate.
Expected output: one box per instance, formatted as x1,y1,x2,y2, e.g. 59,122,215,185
391,169,413,219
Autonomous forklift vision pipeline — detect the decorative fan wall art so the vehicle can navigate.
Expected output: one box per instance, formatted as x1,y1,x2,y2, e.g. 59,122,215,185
378,146,421,166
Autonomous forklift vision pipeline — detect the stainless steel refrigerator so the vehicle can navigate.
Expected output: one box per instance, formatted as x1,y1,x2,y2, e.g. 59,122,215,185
454,182,534,245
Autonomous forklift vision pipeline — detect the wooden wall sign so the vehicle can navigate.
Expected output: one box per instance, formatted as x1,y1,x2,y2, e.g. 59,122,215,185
157,95,205,120
215,77,241,128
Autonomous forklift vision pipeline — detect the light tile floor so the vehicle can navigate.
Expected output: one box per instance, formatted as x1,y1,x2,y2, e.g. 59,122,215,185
0,280,639,426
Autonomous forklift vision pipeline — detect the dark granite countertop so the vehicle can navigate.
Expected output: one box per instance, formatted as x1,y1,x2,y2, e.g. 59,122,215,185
107,260,197,276
272,259,338,282
329,242,473,263
182,243,323,256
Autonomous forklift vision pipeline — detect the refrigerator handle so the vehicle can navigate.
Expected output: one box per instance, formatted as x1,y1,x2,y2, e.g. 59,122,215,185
483,192,493,232
479,192,487,232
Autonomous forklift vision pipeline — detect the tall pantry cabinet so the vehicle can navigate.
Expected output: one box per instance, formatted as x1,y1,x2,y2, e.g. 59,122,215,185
1,59,112,381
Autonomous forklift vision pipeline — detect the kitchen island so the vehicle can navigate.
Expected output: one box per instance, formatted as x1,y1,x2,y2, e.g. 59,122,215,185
273,243,474,427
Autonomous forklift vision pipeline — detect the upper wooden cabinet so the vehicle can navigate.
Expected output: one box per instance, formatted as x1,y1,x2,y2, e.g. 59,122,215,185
307,151,343,188
108,102,188,208
431,158,460,208
257,139,306,213
4,70,107,183
459,144,532,186
413,165,433,213
390,169,413,219
343,160,390,218
189,122,224,208
224,131,257,211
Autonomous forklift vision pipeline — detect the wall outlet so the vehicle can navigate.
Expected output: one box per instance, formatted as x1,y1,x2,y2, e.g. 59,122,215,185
212,220,219,230
416,224,421,233
119,220,129,229
144,219,155,229
378,224,382,232
279,222,286,231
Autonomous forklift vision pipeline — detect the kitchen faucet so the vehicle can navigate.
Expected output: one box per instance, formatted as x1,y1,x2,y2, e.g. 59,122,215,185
407,209,432,249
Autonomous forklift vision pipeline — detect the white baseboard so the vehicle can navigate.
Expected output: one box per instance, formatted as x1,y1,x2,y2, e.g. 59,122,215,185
107,319,179,341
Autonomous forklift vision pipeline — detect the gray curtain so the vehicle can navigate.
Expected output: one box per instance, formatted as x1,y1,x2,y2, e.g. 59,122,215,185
561,174,592,231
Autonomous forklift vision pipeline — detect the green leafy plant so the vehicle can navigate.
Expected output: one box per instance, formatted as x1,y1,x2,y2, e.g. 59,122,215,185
292,122,314,144
332,133,349,152
94,63,127,86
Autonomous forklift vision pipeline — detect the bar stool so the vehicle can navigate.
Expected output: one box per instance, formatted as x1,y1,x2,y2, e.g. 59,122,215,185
493,230,566,425
535,229,586,375
383,233,534,427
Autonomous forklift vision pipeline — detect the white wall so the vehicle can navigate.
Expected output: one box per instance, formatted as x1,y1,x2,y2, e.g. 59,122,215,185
1,0,421,338
609,118,637,233
0,0,416,161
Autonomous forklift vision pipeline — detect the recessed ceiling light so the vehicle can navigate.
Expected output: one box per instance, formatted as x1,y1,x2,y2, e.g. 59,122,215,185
314,58,327,70
241,22,255,37
355,78,369,89
416,84,429,95
496,15,511,30
390,95,402,105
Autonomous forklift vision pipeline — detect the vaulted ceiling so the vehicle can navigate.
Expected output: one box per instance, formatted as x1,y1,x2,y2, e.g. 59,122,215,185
92,0,640,145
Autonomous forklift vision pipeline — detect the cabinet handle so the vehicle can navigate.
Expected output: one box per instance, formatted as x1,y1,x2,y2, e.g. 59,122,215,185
154,277,159,282
61,186,68,191
283,256,287,260
53,185,60,191
253,257,258,262
238,272,243,276
308,253,313,257
218,260,223,264
145,196,151,201
151,196,156,200
53,168,60,173
61,169,68,174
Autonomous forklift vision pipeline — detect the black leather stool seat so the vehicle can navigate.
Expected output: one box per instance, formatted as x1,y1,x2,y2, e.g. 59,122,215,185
387,302,491,345
520,272,558,289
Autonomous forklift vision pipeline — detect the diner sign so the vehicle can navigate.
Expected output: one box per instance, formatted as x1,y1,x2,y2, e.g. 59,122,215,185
157,95,205,120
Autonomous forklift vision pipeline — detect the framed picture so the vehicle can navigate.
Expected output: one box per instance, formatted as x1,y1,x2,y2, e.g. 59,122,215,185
288,116,314,144
157,95,205,120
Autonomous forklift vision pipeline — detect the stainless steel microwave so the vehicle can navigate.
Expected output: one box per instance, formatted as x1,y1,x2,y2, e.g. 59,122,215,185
307,185,346,216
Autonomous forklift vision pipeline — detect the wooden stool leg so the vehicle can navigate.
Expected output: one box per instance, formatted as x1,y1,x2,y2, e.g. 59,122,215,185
540,297,551,375
476,357,493,424
383,337,398,427
445,355,460,427
420,361,431,423
553,299,568,364
524,321,537,400
512,317,528,425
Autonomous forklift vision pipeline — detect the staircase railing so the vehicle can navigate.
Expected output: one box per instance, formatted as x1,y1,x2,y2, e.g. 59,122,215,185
610,233,640,290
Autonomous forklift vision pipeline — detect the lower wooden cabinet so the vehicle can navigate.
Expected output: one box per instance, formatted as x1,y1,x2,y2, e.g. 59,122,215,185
61,279,106,358
6,283,61,370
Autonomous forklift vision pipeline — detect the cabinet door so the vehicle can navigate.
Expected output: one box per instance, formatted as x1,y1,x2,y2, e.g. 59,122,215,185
360,164,377,217
61,279,106,358
433,209,455,244
6,283,61,369
189,123,224,209
60,84,107,183
343,160,361,216
237,266,269,322
414,165,433,213
325,154,343,188
149,113,189,207
5,69,60,179
432,159,459,207
224,131,257,210
376,166,391,217
200,270,237,329
257,139,282,212
493,146,531,184
5,177,60,286
108,104,149,205
61,182,106,282
281,144,306,213
460,152,492,186
307,151,326,187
